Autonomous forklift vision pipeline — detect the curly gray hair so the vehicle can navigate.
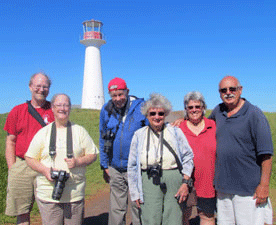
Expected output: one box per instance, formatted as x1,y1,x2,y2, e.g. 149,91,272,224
183,91,206,119
141,93,172,116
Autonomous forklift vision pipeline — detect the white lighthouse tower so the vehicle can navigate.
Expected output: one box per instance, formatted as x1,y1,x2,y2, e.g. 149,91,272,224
80,19,106,109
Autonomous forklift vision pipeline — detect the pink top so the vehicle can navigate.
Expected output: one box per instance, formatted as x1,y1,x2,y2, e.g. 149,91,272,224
180,117,216,198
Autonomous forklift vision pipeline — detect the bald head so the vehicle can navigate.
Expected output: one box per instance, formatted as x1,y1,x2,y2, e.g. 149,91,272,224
219,76,241,90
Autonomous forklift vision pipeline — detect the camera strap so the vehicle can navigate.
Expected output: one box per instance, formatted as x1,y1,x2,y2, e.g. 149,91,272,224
27,100,46,127
49,121,73,161
146,126,163,169
150,126,183,175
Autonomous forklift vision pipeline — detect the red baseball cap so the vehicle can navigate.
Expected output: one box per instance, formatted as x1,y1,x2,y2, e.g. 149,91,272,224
108,77,127,92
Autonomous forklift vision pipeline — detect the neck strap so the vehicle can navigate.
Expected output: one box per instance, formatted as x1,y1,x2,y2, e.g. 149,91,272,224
27,100,46,127
49,121,73,159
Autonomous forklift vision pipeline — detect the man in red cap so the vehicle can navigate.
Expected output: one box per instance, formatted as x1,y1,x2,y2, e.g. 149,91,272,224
99,77,148,225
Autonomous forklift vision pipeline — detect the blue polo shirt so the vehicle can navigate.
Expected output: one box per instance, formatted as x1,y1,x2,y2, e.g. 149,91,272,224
209,99,273,195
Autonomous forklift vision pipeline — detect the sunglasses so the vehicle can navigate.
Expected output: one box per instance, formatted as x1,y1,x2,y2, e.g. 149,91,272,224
219,86,239,94
187,105,201,110
149,111,165,116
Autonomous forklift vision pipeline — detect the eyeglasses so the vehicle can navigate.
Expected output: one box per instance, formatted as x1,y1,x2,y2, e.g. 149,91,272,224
32,85,49,90
187,105,201,110
54,104,70,109
219,86,239,94
149,111,165,117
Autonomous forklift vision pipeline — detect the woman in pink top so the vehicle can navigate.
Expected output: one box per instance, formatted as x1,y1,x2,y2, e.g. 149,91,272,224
179,91,216,225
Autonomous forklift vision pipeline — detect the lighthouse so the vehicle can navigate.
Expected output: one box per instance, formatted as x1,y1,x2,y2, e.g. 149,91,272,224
80,19,106,110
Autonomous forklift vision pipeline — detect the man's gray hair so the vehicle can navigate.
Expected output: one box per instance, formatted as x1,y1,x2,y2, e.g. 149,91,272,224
29,71,52,87
51,93,71,107
141,93,172,116
183,91,206,119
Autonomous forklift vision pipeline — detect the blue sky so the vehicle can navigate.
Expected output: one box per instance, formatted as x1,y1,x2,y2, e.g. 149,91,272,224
1,0,275,114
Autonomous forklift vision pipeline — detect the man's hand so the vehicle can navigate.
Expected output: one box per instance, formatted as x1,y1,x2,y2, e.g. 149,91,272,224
5,134,16,169
253,154,272,206
253,184,269,206
103,169,110,183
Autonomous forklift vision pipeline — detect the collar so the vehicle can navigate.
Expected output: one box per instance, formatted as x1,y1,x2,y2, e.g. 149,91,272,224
181,117,214,136
221,98,249,118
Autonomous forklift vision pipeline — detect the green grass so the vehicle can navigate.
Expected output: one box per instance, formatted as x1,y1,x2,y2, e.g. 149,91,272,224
0,109,275,224
264,112,276,188
69,109,108,198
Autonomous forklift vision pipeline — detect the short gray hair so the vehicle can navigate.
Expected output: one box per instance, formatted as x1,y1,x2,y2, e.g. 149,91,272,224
51,93,71,107
183,91,206,119
141,93,172,116
29,71,52,87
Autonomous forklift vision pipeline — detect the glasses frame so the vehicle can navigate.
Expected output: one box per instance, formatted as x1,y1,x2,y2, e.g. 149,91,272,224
54,104,70,109
32,84,50,91
149,111,165,117
219,86,240,94
187,105,202,110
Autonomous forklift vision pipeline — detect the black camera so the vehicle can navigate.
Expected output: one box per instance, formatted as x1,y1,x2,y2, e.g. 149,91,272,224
147,164,162,185
51,170,69,200
102,130,115,154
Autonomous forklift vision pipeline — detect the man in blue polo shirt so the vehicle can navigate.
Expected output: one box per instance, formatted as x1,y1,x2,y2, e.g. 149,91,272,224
209,75,273,225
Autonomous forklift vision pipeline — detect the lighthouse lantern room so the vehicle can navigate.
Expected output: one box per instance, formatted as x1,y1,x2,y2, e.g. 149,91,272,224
80,19,106,110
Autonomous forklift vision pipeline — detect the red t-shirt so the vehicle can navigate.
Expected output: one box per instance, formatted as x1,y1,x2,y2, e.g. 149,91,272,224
4,101,54,159
180,117,216,198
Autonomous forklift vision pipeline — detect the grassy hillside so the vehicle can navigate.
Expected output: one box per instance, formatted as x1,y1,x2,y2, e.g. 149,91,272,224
0,109,275,223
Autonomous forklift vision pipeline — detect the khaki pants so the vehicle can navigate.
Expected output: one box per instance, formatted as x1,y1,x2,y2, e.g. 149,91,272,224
36,198,84,225
5,157,38,216
108,166,141,225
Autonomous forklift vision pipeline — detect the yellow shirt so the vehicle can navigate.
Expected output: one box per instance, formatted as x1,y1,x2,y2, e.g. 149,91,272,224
25,122,99,203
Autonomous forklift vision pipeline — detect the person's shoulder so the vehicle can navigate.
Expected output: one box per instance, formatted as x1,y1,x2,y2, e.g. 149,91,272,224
166,123,182,133
245,100,262,112
209,103,225,119
12,102,28,111
101,101,110,111
71,122,85,131
35,121,52,135
130,95,144,105
204,117,216,127
214,103,227,112
244,100,266,119
100,100,113,117
129,96,145,115
8,102,28,115
72,122,88,131
134,126,148,135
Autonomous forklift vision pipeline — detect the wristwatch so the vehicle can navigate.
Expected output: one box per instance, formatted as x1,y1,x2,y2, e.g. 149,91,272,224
182,178,193,188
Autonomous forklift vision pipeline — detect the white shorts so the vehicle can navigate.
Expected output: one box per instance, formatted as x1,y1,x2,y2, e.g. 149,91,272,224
217,191,273,225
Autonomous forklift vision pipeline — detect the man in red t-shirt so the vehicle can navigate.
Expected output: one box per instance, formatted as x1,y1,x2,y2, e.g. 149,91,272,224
4,72,54,225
